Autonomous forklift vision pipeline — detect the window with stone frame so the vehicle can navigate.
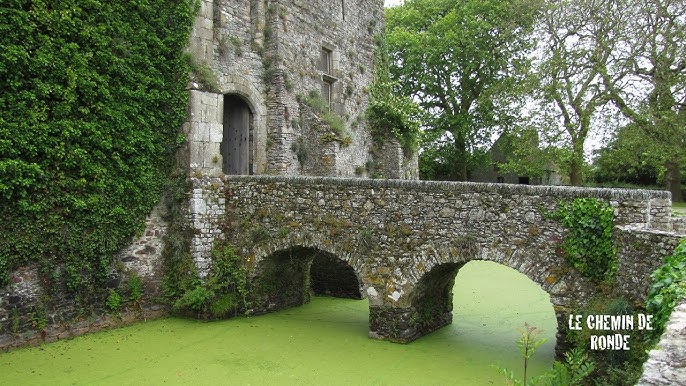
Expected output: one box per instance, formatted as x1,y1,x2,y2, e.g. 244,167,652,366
320,46,337,110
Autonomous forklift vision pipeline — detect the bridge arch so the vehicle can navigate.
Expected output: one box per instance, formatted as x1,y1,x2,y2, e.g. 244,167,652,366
388,242,590,355
248,244,364,315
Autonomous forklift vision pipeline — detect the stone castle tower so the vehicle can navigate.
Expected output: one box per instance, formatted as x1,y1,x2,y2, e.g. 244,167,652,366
183,0,417,178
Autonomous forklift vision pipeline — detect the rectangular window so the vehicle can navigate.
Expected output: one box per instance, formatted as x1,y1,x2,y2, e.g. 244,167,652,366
320,47,332,74
320,46,336,110
322,80,332,110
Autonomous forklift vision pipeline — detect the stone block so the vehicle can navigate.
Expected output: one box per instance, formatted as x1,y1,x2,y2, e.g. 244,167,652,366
208,123,223,143
188,122,209,142
188,90,204,122
188,141,206,169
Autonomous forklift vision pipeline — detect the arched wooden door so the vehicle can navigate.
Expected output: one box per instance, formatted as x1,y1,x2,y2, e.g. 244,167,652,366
222,95,252,175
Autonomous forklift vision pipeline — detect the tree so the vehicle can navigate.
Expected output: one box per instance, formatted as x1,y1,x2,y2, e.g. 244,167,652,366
592,124,661,187
386,0,541,181
598,0,686,201
495,128,567,183
536,0,623,186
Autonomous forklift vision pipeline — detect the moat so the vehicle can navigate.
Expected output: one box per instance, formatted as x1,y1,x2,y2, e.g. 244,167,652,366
0,261,556,385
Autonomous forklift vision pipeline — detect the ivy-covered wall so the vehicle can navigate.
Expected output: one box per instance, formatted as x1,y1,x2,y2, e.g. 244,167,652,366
0,0,196,348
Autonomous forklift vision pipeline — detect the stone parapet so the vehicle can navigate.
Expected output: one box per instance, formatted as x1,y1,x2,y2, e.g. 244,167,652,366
615,225,685,303
637,299,686,386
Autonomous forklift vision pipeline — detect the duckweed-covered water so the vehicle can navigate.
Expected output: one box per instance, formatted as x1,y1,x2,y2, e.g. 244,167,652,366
0,261,557,385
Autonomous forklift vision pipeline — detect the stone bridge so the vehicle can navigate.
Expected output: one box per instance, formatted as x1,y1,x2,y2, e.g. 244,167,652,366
189,175,682,350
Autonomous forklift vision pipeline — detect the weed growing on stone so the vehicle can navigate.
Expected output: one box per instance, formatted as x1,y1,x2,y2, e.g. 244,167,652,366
548,198,616,283
105,289,122,313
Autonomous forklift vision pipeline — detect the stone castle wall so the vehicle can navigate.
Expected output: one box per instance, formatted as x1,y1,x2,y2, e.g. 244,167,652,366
0,202,168,351
638,299,686,385
185,0,416,179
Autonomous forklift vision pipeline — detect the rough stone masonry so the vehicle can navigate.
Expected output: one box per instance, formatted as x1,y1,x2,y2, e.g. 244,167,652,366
188,174,684,356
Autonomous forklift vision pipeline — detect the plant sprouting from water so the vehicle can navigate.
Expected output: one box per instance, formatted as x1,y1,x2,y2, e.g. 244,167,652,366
496,323,595,386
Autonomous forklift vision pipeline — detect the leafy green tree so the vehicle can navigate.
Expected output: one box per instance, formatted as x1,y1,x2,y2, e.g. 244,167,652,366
494,128,567,183
597,0,686,201
535,0,623,186
592,124,662,187
386,0,541,181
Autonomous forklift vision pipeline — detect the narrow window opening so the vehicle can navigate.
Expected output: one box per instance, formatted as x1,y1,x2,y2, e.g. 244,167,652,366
320,47,332,74
320,46,337,110
322,80,333,109
341,0,345,20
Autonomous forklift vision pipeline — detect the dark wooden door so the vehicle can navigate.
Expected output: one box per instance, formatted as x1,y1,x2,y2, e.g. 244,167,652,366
222,95,250,175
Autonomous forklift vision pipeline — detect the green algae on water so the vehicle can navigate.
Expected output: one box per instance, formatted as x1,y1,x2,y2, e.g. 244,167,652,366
0,261,556,385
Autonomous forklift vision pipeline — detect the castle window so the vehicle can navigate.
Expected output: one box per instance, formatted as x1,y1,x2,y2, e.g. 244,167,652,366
342,0,345,20
320,46,337,110
320,47,332,75
322,80,333,109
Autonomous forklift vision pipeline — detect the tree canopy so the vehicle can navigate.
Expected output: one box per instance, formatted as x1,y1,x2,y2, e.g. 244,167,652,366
386,0,541,181
598,0,686,200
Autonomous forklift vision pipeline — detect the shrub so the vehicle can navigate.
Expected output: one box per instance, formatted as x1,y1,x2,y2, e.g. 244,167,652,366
646,238,686,338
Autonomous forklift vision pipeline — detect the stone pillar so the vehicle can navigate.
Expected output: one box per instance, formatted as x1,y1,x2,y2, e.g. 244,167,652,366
188,177,226,278
186,90,224,177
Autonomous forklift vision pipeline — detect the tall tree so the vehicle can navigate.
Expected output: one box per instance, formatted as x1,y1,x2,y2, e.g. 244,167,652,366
386,0,540,181
536,0,622,186
598,0,686,201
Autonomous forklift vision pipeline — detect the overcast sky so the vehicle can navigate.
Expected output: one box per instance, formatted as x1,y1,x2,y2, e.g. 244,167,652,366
384,0,403,7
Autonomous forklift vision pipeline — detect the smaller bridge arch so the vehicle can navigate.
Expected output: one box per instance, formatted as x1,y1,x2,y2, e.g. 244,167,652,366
247,244,365,315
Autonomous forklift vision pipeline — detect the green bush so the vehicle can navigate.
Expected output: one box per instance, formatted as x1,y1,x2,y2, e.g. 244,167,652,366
105,289,122,313
172,241,249,318
646,237,686,338
0,1,196,295
367,34,421,156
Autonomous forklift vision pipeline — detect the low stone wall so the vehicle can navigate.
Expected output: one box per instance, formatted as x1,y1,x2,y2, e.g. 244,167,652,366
637,299,686,385
672,216,686,234
0,202,169,351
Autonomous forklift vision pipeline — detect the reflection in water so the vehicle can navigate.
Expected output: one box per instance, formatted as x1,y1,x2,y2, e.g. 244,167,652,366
0,261,556,385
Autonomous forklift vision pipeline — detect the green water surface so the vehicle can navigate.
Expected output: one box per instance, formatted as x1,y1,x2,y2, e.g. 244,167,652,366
0,261,557,385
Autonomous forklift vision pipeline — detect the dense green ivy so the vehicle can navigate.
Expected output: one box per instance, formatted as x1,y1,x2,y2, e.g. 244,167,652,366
0,1,196,294
646,237,686,338
367,34,421,156
550,198,617,283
